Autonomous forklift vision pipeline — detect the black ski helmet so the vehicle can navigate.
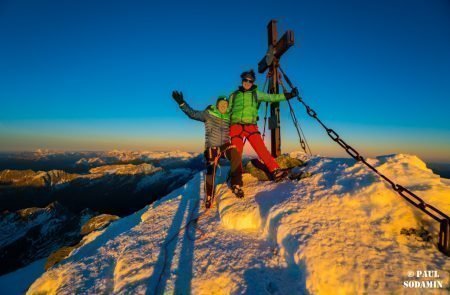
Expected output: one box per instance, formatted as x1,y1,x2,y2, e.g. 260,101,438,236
240,69,256,81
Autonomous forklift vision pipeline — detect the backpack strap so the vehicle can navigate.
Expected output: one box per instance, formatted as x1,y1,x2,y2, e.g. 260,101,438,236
228,90,239,118
229,91,238,109
252,90,260,109
252,89,261,122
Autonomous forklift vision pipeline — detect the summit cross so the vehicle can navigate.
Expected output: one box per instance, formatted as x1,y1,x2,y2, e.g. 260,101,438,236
258,19,295,157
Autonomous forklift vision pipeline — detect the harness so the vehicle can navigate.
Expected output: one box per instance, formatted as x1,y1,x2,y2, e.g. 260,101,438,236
204,144,236,208
205,144,236,163
230,124,261,143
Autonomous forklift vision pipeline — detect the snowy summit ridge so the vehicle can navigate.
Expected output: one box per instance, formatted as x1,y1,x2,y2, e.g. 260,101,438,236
22,153,450,294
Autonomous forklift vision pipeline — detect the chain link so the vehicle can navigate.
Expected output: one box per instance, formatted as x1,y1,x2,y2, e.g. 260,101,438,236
277,66,450,235
298,94,449,222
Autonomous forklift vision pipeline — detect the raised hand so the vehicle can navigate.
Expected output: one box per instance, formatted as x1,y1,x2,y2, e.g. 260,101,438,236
172,90,184,105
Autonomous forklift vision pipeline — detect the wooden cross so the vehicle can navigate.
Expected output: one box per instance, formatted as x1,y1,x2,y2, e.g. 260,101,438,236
258,20,295,157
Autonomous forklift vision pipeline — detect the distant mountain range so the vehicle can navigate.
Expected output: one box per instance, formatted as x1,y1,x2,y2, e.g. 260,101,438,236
0,163,195,214
0,150,205,275
0,150,204,214
0,150,203,173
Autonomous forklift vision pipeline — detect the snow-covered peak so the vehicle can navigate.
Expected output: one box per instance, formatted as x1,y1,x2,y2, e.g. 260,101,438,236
75,157,106,167
89,163,162,175
0,169,78,187
2,150,200,166
24,154,450,294
105,150,198,162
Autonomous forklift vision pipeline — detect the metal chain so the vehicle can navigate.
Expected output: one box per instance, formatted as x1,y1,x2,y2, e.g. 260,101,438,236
277,65,450,240
278,73,312,155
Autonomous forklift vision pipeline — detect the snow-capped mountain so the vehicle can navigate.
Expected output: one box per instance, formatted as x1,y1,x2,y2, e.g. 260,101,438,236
75,157,106,167
74,150,200,169
0,150,202,173
0,153,202,280
0,202,95,276
0,163,194,214
105,150,197,163
12,149,198,163
10,153,448,294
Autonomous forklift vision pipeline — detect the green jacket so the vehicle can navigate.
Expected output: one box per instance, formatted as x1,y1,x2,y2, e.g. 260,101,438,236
228,85,286,125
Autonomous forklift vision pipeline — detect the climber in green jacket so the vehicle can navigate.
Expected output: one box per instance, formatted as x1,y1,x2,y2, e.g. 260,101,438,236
228,69,298,181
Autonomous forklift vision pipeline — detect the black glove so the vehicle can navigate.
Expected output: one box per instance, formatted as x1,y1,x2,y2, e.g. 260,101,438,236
284,87,299,100
172,91,184,105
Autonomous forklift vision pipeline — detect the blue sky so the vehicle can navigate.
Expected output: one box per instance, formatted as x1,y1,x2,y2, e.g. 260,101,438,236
1,0,449,162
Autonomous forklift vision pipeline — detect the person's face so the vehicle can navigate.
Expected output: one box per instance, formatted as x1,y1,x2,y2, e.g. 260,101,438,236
217,100,229,114
242,78,254,90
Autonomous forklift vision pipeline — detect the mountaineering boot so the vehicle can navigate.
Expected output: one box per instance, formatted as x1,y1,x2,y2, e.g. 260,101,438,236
231,185,244,199
272,168,289,182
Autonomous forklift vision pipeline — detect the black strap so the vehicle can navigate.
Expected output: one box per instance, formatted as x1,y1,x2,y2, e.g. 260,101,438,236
205,147,220,162
229,91,239,122
253,90,260,108
252,90,259,122
262,102,269,140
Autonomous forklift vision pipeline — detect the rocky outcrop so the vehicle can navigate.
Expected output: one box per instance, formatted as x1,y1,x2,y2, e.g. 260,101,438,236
45,245,78,270
0,202,94,275
46,214,120,270
80,214,120,235
244,154,304,181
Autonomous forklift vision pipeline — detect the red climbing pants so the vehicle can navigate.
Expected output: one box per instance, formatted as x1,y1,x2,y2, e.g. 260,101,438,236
230,124,280,173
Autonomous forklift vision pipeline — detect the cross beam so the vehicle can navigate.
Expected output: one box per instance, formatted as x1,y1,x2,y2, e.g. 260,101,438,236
258,20,295,157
